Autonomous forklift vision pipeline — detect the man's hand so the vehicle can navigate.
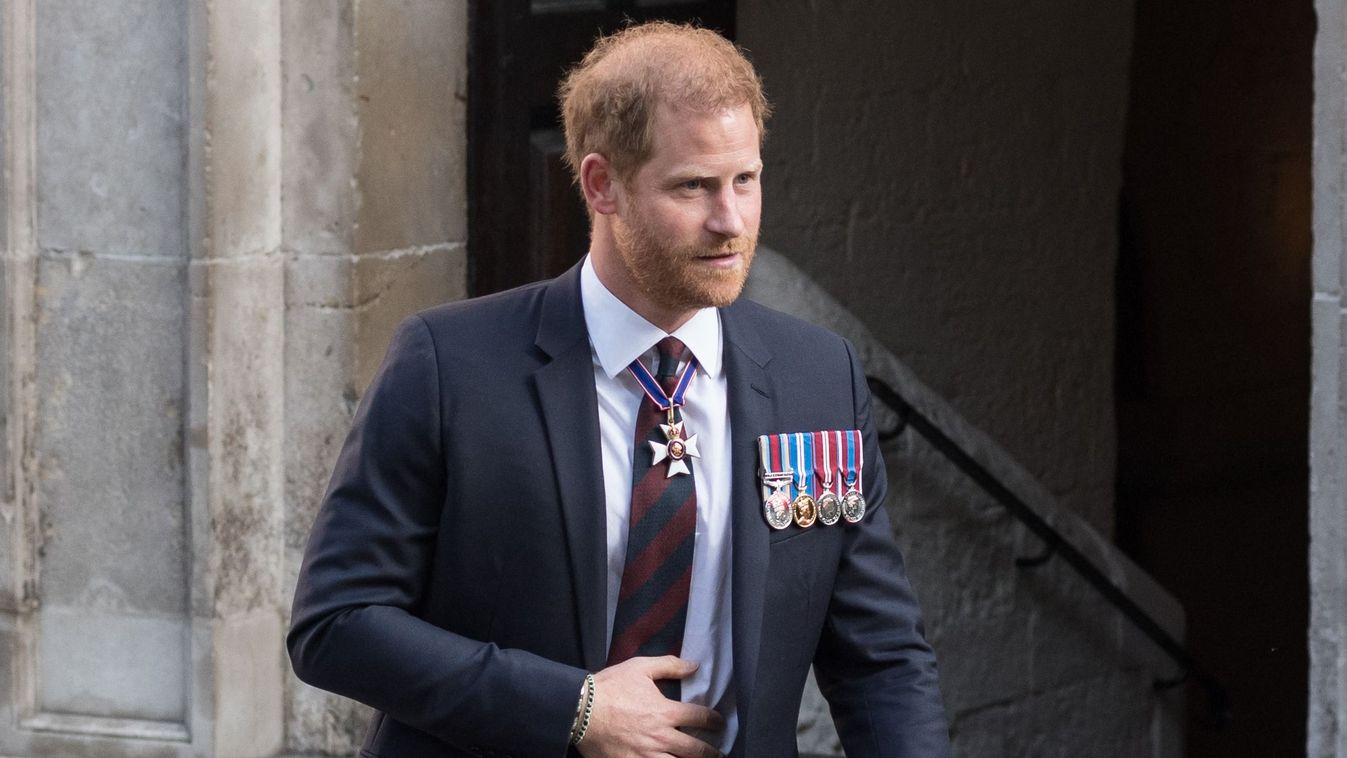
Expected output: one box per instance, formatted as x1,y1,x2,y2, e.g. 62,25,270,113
576,656,726,758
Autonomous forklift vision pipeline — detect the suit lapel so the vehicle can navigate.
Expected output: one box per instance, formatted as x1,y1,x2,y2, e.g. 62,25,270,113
533,265,609,671
721,302,775,752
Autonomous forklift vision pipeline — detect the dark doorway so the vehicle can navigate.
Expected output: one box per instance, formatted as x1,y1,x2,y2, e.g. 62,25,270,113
1116,1,1314,755
467,0,737,297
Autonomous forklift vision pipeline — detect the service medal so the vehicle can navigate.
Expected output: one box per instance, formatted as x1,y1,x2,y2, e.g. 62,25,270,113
817,491,842,526
840,430,867,522
792,493,818,528
764,488,793,530
627,348,701,477
842,488,867,523
815,430,842,526
650,420,700,478
789,432,818,528
759,435,795,529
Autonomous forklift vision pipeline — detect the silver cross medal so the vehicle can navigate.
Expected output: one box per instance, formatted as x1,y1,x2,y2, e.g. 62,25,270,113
650,411,701,478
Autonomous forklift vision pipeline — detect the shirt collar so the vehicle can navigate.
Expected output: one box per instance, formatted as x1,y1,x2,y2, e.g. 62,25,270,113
580,255,723,380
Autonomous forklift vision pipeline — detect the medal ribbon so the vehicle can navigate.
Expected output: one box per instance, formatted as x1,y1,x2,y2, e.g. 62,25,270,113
842,429,864,493
817,431,833,493
833,430,845,497
794,432,812,497
627,352,699,412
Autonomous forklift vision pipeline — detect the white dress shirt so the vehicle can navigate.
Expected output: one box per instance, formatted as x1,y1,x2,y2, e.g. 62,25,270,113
580,256,737,751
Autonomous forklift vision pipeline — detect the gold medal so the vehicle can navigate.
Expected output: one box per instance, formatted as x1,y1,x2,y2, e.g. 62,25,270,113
792,493,818,528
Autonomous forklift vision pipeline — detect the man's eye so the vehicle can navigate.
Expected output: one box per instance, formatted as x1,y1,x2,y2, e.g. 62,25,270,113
735,173,754,185
682,179,703,190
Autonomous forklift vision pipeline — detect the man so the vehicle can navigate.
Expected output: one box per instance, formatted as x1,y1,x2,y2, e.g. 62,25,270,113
289,22,948,758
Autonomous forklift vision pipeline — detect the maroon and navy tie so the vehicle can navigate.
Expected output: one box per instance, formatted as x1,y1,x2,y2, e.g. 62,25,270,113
608,337,697,700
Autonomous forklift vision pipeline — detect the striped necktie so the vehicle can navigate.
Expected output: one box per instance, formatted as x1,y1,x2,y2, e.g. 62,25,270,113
607,337,697,700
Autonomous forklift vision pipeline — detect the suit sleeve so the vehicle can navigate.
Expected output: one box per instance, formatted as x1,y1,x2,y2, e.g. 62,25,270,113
287,315,587,757
812,338,951,758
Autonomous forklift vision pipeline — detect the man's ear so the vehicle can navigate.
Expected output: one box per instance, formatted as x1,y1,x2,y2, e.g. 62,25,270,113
580,153,621,215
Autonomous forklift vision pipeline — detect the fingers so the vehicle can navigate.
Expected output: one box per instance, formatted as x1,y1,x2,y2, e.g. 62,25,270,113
643,655,699,681
662,729,726,758
668,702,725,732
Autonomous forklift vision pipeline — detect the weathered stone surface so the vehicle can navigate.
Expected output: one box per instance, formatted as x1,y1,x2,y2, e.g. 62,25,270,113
213,610,284,758
740,0,1130,534
285,678,371,757
206,0,281,258
286,253,355,310
281,0,356,256
353,244,467,392
207,258,286,616
283,303,355,560
1310,0,1347,755
37,606,186,721
35,0,186,257
353,0,468,254
0,259,18,614
796,670,842,756
33,255,188,615
951,669,1151,758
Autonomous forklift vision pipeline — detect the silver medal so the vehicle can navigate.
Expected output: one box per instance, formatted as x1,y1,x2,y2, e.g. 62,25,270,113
842,488,867,523
817,490,842,525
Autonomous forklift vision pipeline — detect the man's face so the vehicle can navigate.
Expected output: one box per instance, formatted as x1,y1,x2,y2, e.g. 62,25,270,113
609,102,762,316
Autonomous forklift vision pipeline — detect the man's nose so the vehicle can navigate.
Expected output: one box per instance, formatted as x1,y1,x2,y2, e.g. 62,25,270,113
705,188,746,238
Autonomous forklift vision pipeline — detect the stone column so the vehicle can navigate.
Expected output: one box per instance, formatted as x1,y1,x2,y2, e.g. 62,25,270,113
0,0,207,754
271,1,469,754
1310,1,1347,755
0,1,468,755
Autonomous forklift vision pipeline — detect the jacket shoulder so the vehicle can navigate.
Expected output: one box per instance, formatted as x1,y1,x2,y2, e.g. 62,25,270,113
728,297,853,354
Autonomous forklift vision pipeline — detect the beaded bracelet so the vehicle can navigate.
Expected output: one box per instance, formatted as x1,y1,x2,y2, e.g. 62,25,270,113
569,673,596,745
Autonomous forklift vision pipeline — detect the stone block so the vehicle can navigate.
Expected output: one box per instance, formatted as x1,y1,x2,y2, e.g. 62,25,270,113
33,254,188,615
35,0,186,257
353,244,467,392
951,669,1151,758
353,0,467,254
213,610,284,758
282,304,355,562
284,678,371,756
1309,297,1344,628
280,0,356,256
285,253,354,310
1022,554,1126,693
1313,0,1345,298
207,258,285,616
37,606,186,722
0,612,22,755
0,256,14,613
207,0,282,258
936,610,1033,717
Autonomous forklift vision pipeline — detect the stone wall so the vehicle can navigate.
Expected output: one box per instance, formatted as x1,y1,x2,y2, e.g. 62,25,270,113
1310,1,1347,755
748,249,1184,758
738,0,1133,535
0,1,468,755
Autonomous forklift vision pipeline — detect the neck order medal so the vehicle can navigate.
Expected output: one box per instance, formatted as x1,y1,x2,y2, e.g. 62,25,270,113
627,349,701,479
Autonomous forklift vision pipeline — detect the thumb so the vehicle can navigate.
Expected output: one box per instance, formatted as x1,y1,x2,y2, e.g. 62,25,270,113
644,655,699,680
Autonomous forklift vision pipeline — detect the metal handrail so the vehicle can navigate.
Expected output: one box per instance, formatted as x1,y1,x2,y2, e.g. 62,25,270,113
866,375,1232,728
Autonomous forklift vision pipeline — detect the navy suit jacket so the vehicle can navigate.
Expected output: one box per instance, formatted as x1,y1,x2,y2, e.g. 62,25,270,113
287,263,949,757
